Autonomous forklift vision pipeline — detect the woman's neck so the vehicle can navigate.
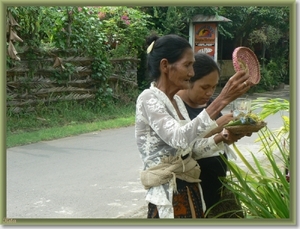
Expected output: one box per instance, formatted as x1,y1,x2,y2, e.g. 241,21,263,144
178,90,207,108
155,79,178,101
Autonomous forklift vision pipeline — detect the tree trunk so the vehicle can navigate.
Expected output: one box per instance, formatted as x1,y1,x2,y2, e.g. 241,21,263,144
262,42,266,69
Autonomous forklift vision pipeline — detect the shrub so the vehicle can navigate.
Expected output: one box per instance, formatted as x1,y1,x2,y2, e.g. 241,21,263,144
217,98,290,218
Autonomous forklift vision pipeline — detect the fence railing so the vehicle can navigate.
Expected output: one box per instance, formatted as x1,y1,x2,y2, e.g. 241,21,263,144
7,52,139,114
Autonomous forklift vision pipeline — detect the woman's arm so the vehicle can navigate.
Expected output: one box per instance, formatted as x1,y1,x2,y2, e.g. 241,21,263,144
191,135,225,159
192,130,245,159
204,113,234,137
205,70,252,120
136,90,218,149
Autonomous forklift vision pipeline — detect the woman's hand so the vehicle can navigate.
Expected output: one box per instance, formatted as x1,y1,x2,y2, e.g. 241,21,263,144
221,129,252,145
221,129,244,145
214,129,242,145
216,113,234,128
218,70,254,104
206,70,253,120
206,114,234,137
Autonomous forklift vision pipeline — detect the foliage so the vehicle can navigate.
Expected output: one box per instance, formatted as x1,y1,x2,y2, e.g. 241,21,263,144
8,6,152,58
220,135,289,218
218,6,289,92
7,6,290,109
218,6,289,47
248,52,288,92
252,98,289,120
41,6,113,83
140,6,217,37
217,97,290,218
248,26,282,49
7,6,151,108
99,6,153,58
259,67,278,91
252,98,289,150
7,97,136,135
8,6,43,48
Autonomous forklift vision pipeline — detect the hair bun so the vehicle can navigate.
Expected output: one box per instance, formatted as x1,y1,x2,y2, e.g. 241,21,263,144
146,34,159,46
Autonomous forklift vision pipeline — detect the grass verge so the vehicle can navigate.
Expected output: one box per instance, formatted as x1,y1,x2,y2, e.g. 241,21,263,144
6,116,135,148
6,99,136,148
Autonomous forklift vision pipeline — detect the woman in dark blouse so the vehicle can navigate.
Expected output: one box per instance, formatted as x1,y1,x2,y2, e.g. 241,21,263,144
177,53,248,218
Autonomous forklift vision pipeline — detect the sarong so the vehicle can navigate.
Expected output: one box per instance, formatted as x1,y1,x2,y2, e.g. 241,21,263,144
147,179,204,218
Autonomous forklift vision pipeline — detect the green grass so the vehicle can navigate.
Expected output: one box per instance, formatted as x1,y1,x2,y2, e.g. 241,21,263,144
6,116,135,148
6,99,136,148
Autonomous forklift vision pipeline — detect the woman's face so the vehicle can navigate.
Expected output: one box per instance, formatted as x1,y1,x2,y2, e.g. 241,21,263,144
168,48,195,90
188,70,219,105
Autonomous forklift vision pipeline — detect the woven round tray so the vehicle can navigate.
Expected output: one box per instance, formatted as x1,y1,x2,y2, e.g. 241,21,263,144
232,46,261,85
225,122,267,134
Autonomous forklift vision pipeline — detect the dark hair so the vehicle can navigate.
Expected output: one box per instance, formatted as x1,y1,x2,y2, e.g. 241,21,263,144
146,34,192,81
190,53,220,83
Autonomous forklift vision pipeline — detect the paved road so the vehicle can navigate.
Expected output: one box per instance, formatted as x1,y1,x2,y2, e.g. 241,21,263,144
6,85,290,219
7,127,147,219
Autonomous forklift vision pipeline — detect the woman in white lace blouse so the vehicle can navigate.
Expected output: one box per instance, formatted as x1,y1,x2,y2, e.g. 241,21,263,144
135,34,252,218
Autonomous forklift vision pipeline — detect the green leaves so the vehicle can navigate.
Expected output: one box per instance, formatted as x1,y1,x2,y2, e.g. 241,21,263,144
221,135,289,218
217,97,290,218
251,98,289,120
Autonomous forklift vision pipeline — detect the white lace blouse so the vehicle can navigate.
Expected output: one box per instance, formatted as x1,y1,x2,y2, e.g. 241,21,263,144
135,82,220,218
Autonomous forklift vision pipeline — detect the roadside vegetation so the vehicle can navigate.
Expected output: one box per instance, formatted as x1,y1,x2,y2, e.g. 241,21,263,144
7,98,136,148
207,98,290,218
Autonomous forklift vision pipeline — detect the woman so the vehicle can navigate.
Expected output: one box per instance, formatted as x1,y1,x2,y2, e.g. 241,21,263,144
177,53,246,218
135,34,252,218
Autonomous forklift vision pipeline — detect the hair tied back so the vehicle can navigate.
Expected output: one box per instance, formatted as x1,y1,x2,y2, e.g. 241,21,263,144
147,41,155,54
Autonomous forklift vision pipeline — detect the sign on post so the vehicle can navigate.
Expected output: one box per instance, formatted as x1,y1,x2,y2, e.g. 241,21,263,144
189,14,231,62
194,23,217,60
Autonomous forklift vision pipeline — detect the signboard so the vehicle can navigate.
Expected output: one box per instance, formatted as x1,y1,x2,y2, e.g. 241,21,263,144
194,23,217,59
